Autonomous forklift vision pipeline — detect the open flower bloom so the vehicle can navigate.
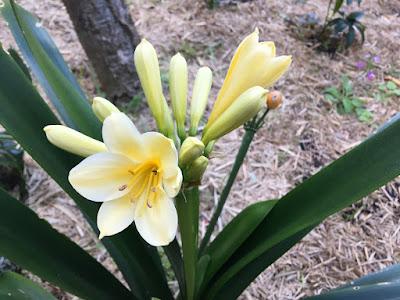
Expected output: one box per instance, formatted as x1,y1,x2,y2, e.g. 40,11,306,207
207,29,292,126
67,112,182,246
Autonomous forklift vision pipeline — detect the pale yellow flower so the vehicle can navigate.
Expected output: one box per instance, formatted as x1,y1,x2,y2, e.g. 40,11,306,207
207,29,291,126
46,112,182,246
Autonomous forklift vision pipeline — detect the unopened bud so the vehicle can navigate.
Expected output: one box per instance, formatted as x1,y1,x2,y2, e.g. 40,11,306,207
169,53,188,139
44,125,106,157
134,39,174,137
189,67,213,136
92,97,120,122
202,86,267,145
179,137,205,167
185,156,208,183
266,91,282,109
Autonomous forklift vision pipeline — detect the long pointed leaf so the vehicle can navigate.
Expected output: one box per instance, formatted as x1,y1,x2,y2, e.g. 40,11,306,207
0,46,172,300
338,263,400,290
164,239,185,298
307,283,400,300
204,224,315,299
0,188,134,300
307,263,400,299
1,0,101,138
202,200,277,282
205,114,400,298
0,271,56,300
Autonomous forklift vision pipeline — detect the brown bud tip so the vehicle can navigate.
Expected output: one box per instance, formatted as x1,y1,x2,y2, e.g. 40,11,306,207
266,91,283,109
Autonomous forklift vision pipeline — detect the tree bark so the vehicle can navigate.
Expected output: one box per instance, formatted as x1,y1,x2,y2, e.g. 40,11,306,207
62,0,140,102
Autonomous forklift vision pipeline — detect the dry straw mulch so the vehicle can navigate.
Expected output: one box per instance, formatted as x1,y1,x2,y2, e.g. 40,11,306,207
1,0,400,299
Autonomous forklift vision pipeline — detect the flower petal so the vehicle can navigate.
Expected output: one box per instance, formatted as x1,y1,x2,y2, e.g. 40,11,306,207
102,112,145,161
97,195,136,239
163,167,182,198
141,132,179,178
135,190,178,246
69,152,136,202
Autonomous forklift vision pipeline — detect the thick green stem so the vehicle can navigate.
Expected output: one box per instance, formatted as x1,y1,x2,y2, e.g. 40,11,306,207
176,187,199,300
199,128,256,253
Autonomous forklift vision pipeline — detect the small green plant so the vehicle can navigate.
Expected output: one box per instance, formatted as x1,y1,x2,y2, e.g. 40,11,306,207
318,0,365,53
287,0,366,55
324,76,372,122
375,80,400,102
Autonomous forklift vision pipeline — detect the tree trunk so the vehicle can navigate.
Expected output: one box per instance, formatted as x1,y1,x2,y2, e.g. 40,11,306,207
61,0,140,102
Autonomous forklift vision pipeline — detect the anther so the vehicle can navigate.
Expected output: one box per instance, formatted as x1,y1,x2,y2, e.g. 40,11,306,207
147,200,152,208
118,184,127,191
152,169,158,175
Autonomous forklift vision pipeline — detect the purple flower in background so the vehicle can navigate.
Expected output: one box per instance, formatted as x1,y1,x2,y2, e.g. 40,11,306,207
366,71,376,81
372,56,381,64
355,60,366,70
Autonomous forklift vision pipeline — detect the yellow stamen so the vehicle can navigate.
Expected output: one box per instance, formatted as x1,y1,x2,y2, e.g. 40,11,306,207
120,161,163,210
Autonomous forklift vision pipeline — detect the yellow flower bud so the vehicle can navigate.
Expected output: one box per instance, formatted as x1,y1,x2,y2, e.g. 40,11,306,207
189,67,213,136
44,125,106,157
92,97,120,122
134,39,174,137
202,86,267,145
185,156,209,183
169,53,188,139
179,136,205,167
207,29,291,125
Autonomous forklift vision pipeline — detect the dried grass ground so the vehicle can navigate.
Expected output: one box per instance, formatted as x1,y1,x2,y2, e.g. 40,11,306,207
1,0,400,299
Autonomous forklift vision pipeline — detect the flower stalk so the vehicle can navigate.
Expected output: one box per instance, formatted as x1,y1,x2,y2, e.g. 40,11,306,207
199,110,269,253
176,187,199,300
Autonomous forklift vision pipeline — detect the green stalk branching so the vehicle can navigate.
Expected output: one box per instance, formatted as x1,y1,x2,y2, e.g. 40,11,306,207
199,109,269,253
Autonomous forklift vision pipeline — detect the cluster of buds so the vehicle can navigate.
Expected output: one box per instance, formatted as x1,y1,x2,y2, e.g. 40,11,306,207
41,29,291,246
132,29,290,184
47,29,290,184
46,30,290,185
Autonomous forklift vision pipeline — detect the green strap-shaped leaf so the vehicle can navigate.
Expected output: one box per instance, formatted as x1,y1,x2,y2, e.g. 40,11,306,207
164,239,185,298
203,224,315,299
1,0,101,138
307,263,400,299
0,189,134,300
204,113,400,299
0,271,56,300
202,200,277,283
7,48,32,81
0,46,172,300
195,255,210,297
307,283,400,300
337,263,400,290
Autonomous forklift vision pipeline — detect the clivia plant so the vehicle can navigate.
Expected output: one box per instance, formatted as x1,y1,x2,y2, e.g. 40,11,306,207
1,1,400,299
